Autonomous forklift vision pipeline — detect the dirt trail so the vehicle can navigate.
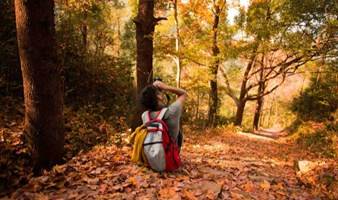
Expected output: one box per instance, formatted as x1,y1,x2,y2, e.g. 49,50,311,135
6,128,334,200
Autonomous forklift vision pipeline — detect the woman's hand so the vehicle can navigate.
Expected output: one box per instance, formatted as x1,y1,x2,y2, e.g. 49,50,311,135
153,80,168,90
153,80,187,104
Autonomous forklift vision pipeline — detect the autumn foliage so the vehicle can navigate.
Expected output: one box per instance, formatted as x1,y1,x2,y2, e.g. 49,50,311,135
0,0,337,198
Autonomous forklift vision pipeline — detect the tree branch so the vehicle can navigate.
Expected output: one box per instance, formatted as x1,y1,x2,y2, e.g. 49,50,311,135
153,17,167,24
219,66,240,106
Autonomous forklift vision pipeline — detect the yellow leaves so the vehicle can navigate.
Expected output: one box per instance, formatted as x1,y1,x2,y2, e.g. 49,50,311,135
128,175,146,188
259,180,271,191
128,176,138,186
52,164,66,174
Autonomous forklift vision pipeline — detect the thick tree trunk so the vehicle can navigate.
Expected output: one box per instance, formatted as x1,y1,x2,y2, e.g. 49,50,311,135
234,42,259,126
234,84,248,126
235,100,246,126
135,0,156,94
131,0,163,130
14,0,64,172
253,58,265,131
207,4,221,127
208,67,218,126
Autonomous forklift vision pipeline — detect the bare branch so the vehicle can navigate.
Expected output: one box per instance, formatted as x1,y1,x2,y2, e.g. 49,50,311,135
219,66,240,106
246,76,285,101
153,17,167,25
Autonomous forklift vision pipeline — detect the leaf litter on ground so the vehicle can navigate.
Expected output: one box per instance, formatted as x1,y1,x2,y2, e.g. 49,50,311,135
4,126,338,200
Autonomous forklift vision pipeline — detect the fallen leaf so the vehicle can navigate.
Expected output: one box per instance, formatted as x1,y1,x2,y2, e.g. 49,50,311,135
182,190,197,200
260,180,270,191
83,177,99,185
242,181,255,193
158,187,181,200
100,184,108,193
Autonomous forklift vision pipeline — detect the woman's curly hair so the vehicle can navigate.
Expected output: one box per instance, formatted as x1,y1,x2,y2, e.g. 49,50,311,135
140,85,159,111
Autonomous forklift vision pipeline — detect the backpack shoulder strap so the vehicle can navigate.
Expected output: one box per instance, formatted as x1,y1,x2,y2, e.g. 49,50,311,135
157,108,168,120
142,111,151,123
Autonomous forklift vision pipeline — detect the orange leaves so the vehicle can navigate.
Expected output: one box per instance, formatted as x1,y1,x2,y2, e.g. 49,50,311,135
259,180,271,191
158,187,181,200
190,180,222,199
182,190,198,200
128,175,150,189
242,180,255,193
98,183,107,193
8,127,337,199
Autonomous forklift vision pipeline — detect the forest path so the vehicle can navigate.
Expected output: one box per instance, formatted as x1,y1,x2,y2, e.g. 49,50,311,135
8,128,332,200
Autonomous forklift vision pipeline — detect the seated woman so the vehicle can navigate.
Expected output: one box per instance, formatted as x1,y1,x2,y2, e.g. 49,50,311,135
140,80,187,150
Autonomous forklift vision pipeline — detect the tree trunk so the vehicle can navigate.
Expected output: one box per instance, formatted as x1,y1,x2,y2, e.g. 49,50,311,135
131,0,163,130
267,91,275,127
174,0,182,88
14,0,64,173
208,68,218,126
81,22,87,53
253,57,265,131
234,84,248,126
207,4,221,127
234,42,259,126
134,0,157,94
235,100,246,126
253,95,264,131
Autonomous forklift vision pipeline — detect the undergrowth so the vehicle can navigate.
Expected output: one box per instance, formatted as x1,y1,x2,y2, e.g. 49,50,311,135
0,96,129,196
291,119,337,158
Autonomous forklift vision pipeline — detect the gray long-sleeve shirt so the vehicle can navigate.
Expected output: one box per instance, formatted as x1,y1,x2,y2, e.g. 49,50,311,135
141,100,183,139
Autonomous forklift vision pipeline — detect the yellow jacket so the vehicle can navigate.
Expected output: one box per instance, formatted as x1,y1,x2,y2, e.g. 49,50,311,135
129,125,148,165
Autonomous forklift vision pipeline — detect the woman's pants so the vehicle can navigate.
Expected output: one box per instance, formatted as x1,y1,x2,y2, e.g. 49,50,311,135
177,130,183,151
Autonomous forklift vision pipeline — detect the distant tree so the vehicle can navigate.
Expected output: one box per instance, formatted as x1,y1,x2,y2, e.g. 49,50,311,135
14,0,64,172
154,0,233,125
173,0,182,88
220,0,336,128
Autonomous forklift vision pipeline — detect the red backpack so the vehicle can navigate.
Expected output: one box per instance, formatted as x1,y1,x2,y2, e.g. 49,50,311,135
142,108,182,171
